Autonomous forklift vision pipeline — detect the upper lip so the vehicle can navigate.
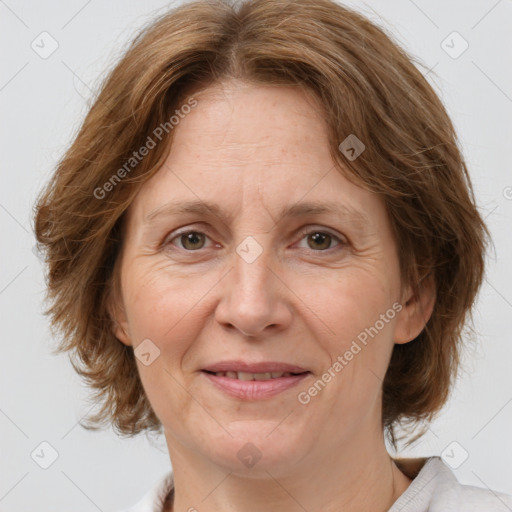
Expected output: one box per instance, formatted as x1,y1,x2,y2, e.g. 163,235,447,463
202,360,309,374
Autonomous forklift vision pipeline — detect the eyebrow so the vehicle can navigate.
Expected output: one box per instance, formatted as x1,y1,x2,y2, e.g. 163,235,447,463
144,199,371,230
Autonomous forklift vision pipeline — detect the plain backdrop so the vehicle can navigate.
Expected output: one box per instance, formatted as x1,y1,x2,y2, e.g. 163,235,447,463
1,0,511,510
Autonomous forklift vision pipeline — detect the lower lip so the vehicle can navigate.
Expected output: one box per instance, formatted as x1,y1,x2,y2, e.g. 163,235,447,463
201,371,311,400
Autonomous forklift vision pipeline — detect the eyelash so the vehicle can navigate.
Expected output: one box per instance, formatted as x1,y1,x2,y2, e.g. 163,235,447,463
163,227,347,254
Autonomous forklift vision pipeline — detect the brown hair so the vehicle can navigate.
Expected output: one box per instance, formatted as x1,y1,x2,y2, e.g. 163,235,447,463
33,0,489,447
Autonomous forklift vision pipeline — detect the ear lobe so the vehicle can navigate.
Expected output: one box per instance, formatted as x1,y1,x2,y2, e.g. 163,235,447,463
112,316,132,347
107,290,133,347
394,272,436,345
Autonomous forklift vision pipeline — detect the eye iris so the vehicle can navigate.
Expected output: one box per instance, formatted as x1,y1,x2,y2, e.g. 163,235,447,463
181,232,205,250
308,232,331,250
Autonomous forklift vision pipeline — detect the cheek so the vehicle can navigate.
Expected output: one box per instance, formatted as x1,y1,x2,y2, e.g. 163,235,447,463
123,262,207,347
302,265,397,346
122,265,212,427
294,267,397,408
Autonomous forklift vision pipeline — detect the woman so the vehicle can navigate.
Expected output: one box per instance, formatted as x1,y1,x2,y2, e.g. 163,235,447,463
33,0,512,510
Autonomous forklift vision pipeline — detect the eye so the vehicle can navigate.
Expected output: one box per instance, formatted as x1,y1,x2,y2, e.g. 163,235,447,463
166,230,214,251
296,228,345,252
163,227,346,254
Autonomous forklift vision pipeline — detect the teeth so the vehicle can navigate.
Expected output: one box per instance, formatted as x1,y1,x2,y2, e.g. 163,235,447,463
254,372,272,380
213,371,296,380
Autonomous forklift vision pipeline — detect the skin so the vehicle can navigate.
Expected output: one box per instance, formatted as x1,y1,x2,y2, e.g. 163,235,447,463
111,79,436,512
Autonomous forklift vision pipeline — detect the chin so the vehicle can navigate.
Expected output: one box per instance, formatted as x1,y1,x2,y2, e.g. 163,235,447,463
197,421,309,477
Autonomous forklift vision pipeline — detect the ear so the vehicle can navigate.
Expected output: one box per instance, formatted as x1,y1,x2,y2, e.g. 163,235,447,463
394,271,436,345
107,285,133,347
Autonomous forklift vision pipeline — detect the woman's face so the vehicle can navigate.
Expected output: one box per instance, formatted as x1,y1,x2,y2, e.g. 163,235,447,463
113,80,421,476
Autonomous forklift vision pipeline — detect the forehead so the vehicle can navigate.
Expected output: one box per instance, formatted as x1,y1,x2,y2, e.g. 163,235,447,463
126,80,383,229
171,80,331,163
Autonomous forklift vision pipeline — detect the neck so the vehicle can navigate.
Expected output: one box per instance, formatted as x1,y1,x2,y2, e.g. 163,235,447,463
164,427,412,512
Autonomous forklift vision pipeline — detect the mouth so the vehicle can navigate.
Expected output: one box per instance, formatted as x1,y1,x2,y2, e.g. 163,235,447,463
200,362,311,400
202,370,307,380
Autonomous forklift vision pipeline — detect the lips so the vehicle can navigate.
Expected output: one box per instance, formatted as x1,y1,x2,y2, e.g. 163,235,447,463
201,360,311,400
205,370,299,380
201,360,308,374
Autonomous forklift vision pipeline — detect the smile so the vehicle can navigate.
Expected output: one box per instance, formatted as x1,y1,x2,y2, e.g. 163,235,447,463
205,370,300,380
201,370,311,400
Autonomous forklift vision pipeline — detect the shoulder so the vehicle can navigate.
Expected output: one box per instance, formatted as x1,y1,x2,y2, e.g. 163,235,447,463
428,458,512,511
391,456,512,512
114,472,174,512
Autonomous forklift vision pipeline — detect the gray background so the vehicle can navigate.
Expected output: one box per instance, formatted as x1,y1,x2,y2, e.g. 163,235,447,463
1,0,511,510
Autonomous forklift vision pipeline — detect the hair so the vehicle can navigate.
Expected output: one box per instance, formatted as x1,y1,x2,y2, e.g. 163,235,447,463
33,0,489,448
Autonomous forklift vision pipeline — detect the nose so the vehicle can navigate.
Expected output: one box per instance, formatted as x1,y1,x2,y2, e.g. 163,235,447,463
214,246,293,338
